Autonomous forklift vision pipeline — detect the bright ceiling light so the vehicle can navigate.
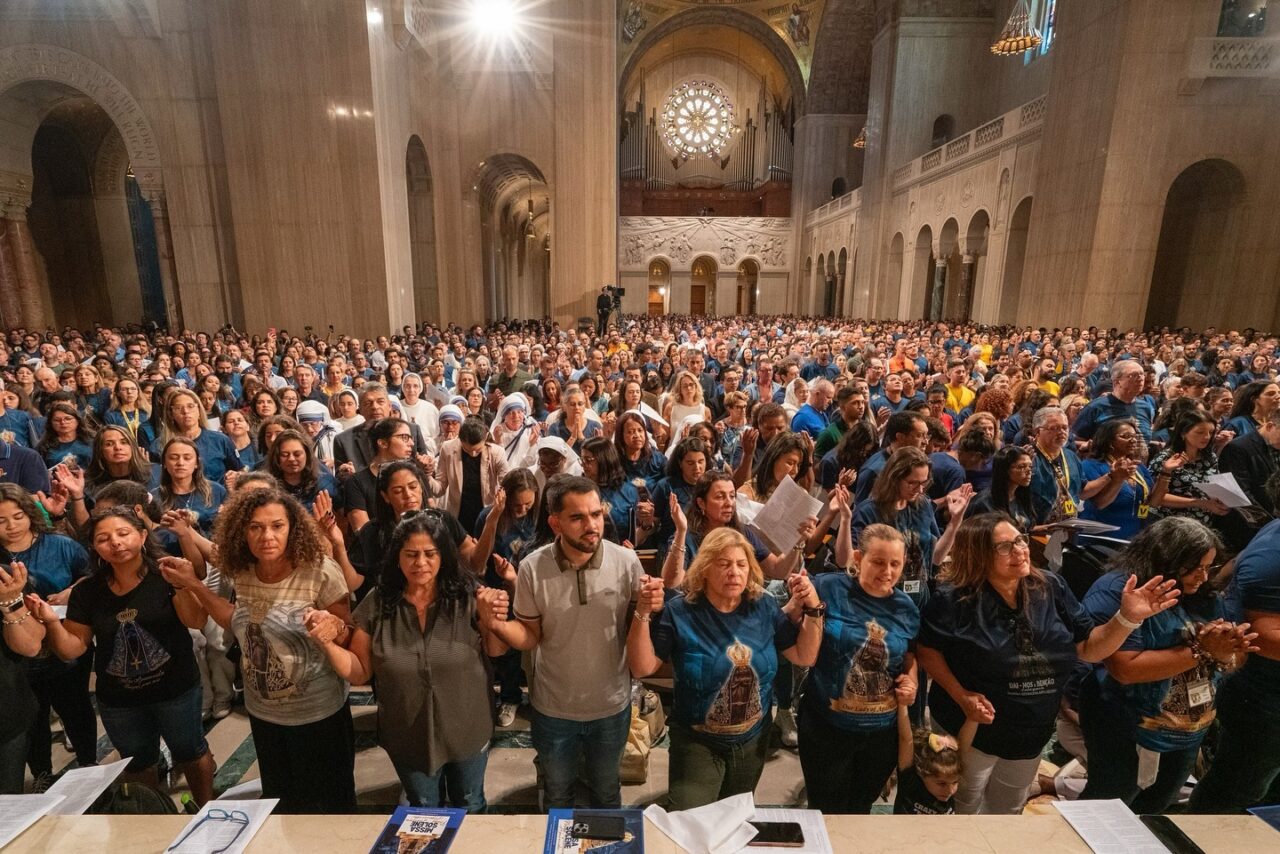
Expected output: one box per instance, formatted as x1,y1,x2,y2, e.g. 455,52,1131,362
468,0,523,40
367,8,383,26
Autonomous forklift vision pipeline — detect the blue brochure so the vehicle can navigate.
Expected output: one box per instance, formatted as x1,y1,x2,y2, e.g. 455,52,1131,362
542,808,644,854
368,806,466,854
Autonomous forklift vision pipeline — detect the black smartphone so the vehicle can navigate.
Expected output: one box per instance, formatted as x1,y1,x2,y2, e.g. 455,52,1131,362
747,821,804,848
570,812,625,841
1139,814,1205,854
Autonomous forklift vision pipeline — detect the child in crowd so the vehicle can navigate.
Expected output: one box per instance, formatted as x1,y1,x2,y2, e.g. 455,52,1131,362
893,705,977,815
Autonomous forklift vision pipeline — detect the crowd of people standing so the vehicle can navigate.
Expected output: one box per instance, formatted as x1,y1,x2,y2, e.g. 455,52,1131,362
0,313,1278,818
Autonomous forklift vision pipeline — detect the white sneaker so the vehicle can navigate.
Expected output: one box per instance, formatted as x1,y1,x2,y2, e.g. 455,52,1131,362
497,703,518,728
777,707,798,748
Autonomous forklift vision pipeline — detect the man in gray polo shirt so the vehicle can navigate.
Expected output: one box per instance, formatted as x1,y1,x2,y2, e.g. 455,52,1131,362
489,475,643,809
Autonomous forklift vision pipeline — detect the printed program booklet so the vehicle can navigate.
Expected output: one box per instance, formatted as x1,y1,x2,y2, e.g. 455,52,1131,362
368,806,466,854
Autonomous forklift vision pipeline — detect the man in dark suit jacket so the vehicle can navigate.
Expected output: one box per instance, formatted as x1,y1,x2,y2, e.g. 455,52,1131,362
333,383,427,472
1218,412,1280,515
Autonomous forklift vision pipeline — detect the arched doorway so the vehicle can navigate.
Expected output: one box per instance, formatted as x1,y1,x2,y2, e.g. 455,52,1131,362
736,259,758,314
881,233,904,318
836,248,848,316
474,153,551,320
0,47,177,330
912,225,934,319
802,256,812,314
691,256,717,315
958,209,989,321
1000,197,1033,324
1145,159,1246,329
816,253,828,316
648,259,670,315
405,136,439,324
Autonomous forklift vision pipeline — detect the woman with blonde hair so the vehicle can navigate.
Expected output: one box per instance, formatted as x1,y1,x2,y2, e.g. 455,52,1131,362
148,387,242,485
627,526,823,809
663,370,710,428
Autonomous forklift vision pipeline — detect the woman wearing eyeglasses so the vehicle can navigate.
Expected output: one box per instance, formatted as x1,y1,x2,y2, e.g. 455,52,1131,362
1079,418,1155,541
916,512,1181,814
1077,517,1257,813
843,447,973,608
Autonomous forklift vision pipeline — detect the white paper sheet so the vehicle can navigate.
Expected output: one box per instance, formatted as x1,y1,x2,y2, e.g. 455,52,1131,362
636,403,668,428
1048,518,1121,534
735,808,833,854
1053,799,1169,854
735,493,765,525
1200,472,1252,508
51,605,67,620
166,798,278,854
748,476,823,555
45,757,131,814
0,794,65,848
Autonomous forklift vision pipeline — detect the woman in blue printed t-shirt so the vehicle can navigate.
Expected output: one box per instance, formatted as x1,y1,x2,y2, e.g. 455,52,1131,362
36,403,94,471
1079,418,1154,541
1079,517,1258,813
800,513,920,814
151,438,226,552
626,527,823,810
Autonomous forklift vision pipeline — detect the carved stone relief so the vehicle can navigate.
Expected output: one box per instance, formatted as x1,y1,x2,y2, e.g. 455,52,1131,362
619,216,791,271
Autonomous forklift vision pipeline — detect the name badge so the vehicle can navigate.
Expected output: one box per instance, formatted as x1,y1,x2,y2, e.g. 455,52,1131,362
1187,679,1213,709
1137,504,1150,519
903,579,922,595
1062,498,1077,515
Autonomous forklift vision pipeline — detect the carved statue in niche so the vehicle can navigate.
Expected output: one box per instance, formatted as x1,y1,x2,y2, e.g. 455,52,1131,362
621,2,647,44
995,169,1012,228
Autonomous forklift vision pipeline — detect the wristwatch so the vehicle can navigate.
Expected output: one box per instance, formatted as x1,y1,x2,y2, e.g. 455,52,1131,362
801,603,827,619
1,598,25,614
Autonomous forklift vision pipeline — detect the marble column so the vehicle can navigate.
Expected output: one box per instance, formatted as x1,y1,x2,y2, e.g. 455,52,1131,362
2,199,46,329
0,215,22,329
144,191,184,331
929,256,947,321
958,254,976,320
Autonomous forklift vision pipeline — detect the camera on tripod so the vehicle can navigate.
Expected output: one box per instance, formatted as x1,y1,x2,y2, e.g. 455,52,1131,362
605,284,624,309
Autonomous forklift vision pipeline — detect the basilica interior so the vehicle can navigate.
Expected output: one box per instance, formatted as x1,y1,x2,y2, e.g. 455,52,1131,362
0,0,1276,335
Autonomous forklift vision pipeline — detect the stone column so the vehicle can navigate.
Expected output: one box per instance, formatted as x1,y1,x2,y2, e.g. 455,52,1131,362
0,214,22,329
2,198,46,329
929,245,947,321
142,189,184,331
958,254,976,321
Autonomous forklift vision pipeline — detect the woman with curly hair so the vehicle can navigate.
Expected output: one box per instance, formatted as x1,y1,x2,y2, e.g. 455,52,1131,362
164,488,356,813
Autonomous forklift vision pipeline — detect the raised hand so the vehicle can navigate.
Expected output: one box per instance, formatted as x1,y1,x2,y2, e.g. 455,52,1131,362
337,461,356,481
492,487,507,517
786,568,819,608
493,555,518,586
1118,574,1180,624
796,514,819,544
224,469,241,491
945,483,975,517
0,561,28,601
636,575,665,617
36,487,68,520
53,463,86,501
158,556,201,590
670,493,688,534
740,427,758,457
837,467,857,489
1161,452,1188,474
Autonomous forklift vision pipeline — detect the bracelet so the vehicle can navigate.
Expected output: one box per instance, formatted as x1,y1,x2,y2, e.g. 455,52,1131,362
2,612,30,626
669,547,685,556
1113,612,1142,631
0,597,22,611
71,495,84,502
635,613,651,623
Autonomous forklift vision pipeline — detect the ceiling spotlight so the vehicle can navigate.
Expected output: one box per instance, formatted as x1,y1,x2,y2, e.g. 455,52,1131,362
367,8,383,26
468,0,523,40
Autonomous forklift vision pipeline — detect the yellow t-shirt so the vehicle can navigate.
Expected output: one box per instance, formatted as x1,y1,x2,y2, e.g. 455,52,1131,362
946,384,975,413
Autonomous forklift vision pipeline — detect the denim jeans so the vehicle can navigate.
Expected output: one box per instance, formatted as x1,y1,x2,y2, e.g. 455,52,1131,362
393,745,489,813
530,705,631,809
1188,675,1280,813
1078,678,1198,813
97,683,209,772
666,720,771,811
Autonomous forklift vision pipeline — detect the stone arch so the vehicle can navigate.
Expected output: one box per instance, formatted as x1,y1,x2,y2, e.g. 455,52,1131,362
931,114,956,148
473,153,551,321
619,7,807,116
736,258,758,315
880,232,905,319
1000,196,1033,324
1145,159,1247,330
690,254,718,316
406,135,439,324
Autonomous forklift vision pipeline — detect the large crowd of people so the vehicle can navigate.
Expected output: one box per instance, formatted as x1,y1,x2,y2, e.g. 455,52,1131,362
1,313,1278,817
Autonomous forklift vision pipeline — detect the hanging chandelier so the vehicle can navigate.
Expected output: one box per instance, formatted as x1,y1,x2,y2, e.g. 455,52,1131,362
991,0,1042,56
661,80,738,161
852,126,867,149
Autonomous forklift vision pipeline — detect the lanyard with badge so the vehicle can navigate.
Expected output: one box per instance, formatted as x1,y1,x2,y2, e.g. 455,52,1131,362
1122,463,1152,519
1039,448,1076,517
1180,616,1215,709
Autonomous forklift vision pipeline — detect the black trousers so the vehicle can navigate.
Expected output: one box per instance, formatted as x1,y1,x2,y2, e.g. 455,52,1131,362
26,653,98,775
797,693,898,814
596,310,611,336
248,703,356,814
